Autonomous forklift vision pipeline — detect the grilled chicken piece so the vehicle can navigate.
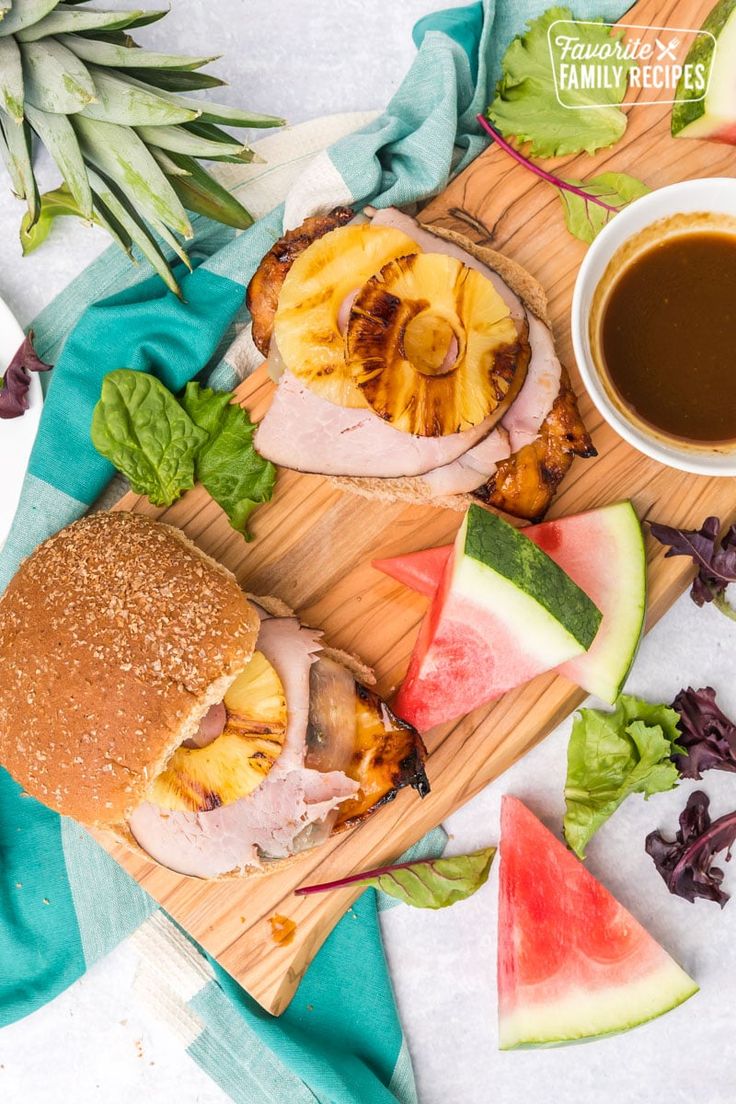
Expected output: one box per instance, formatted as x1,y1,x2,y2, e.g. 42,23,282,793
475,369,596,522
247,206,354,356
305,654,429,827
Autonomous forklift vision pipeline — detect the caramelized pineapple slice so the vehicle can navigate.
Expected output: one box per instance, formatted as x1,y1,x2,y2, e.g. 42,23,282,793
149,651,287,813
223,649,287,734
273,224,420,408
346,253,526,436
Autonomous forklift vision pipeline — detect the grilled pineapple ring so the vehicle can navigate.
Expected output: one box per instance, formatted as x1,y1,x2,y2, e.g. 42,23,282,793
346,253,527,437
273,224,420,408
149,651,287,813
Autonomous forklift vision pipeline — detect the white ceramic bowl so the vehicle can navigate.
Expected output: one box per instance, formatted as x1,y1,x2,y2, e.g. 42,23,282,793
571,177,736,476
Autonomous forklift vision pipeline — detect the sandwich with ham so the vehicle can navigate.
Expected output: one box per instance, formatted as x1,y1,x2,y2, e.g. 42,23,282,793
247,207,595,522
0,511,428,879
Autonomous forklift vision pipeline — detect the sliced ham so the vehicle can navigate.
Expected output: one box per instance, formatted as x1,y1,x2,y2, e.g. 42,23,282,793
129,615,359,878
256,206,561,484
420,426,511,497
255,370,494,478
129,769,358,878
501,313,561,453
255,615,322,772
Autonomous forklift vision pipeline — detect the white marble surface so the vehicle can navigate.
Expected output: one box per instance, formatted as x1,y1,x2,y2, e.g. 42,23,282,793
2,3,736,1103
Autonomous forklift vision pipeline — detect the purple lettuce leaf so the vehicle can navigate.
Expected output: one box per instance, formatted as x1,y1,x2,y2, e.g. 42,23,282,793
646,790,736,907
650,516,736,613
672,687,736,779
0,331,52,420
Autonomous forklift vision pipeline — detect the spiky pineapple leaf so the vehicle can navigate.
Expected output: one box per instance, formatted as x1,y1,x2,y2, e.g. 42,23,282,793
94,164,191,271
0,36,23,121
0,112,39,223
137,122,247,160
20,182,96,254
150,146,191,176
80,67,200,126
86,9,167,31
0,0,58,37
164,152,253,229
126,67,226,92
16,8,156,41
91,192,134,255
60,34,218,71
164,92,285,129
20,37,96,113
73,114,191,237
87,167,182,296
25,102,92,215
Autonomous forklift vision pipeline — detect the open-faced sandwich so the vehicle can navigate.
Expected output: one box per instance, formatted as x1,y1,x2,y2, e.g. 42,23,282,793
247,207,595,522
0,511,428,878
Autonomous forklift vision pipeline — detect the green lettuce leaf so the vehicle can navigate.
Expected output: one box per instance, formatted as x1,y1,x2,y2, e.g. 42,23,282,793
488,7,632,157
181,382,276,537
296,847,496,910
92,369,206,506
558,172,650,243
564,695,683,859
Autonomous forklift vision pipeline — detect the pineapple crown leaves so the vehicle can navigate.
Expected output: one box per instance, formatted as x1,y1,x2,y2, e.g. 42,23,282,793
0,1,285,295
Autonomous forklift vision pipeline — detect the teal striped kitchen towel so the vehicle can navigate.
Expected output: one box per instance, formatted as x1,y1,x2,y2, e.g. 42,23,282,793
0,3,632,1102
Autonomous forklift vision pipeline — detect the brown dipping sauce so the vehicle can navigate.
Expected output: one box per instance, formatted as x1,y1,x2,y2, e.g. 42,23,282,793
598,228,736,445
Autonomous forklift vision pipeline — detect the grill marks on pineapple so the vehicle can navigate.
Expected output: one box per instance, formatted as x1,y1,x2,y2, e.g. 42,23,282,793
147,650,288,813
247,207,354,357
273,223,420,409
346,252,529,437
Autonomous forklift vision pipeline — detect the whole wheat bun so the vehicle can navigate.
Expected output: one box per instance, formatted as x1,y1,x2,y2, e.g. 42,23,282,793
329,225,551,511
0,511,259,828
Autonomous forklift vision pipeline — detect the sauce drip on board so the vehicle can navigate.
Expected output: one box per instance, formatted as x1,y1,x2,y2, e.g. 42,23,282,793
600,231,736,444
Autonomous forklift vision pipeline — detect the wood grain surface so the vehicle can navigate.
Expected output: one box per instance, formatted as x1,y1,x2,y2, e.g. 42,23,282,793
97,0,736,1014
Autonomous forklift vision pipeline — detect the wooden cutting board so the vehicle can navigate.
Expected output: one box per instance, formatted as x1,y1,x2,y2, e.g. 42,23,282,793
97,0,736,1015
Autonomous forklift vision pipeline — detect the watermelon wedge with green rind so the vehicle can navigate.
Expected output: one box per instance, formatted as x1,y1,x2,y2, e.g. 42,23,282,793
392,506,601,731
498,796,698,1049
375,501,646,704
672,0,736,142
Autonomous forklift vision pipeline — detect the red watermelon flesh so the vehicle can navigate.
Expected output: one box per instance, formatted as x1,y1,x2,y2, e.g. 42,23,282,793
392,507,600,732
375,502,646,704
497,796,698,1049
373,546,451,598
392,552,560,731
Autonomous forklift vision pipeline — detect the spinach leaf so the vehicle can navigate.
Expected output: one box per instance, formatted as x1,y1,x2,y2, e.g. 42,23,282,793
182,382,276,537
91,369,206,506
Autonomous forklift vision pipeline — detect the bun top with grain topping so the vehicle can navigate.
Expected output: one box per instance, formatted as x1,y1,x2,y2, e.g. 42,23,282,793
0,510,259,827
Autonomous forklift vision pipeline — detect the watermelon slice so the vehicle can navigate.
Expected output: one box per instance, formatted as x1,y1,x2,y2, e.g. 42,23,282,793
373,545,450,599
671,0,736,144
375,502,646,704
498,796,698,1049
392,506,601,731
